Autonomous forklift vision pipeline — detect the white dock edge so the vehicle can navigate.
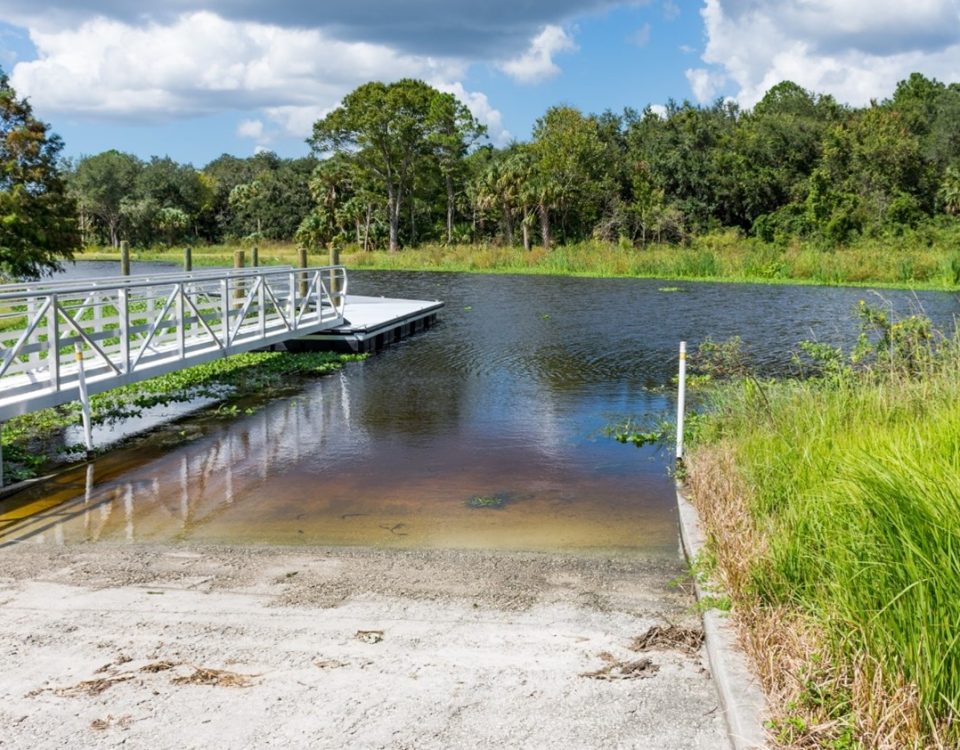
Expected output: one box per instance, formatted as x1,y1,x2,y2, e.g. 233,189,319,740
676,481,769,750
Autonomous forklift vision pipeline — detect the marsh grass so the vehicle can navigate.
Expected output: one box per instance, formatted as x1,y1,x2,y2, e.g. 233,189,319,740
77,225,960,290
687,321,960,747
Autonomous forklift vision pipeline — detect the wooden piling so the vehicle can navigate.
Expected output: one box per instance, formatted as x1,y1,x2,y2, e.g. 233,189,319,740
298,247,308,299
183,247,193,272
120,241,130,276
329,246,341,309
252,246,259,268
233,251,245,301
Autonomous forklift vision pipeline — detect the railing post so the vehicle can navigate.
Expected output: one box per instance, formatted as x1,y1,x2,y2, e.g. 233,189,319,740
258,274,266,337
676,341,687,461
119,289,130,374
221,278,230,352
75,344,94,456
47,293,60,390
176,282,185,359
288,271,296,329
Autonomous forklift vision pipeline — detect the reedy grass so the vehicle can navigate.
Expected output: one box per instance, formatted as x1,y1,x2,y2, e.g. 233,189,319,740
687,332,960,747
75,225,960,290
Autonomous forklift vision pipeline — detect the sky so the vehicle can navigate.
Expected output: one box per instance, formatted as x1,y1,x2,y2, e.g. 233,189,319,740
0,0,958,167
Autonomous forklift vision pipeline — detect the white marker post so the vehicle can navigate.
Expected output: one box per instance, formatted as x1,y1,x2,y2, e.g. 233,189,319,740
676,341,687,461
75,344,94,456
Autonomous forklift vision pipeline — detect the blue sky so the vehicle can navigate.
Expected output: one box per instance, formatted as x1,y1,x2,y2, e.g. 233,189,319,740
1,1,958,167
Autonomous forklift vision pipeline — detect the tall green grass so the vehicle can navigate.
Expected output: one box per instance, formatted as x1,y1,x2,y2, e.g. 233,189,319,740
76,224,960,290
692,327,960,742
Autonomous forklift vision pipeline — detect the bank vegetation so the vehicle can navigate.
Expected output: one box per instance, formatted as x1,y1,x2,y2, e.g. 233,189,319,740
685,306,960,748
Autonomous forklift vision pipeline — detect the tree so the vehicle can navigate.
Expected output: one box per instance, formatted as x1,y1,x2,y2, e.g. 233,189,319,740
310,79,454,252
0,70,79,278
428,92,486,243
530,106,608,247
71,150,142,247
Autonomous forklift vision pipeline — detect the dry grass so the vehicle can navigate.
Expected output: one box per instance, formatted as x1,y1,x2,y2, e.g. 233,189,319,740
171,666,258,688
686,446,942,749
630,624,704,657
580,654,660,681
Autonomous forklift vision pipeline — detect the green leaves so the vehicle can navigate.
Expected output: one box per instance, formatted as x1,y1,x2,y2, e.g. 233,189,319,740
0,70,79,278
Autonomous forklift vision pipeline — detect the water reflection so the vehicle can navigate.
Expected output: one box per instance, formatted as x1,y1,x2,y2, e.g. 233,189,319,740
1,368,676,553
2,270,958,553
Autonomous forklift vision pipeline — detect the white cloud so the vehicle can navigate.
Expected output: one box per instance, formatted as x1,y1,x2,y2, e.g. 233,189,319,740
628,23,652,48
434,81,512,146
685,67,726,102
662,0,680,21
697,0,960,107
7,9,510,155
649,103,668,118
236,119,265,140
9,11,466,121
499,25,578,84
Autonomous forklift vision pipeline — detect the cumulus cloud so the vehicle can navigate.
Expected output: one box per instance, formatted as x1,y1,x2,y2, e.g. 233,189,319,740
685,67,726,102
236,119,265,140
696,0,960,107
0,0,618,57
10,12,455,121
434,81,512,146
499,25,578,84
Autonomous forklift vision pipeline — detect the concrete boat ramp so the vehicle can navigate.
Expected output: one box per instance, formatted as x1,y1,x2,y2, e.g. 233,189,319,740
288,294,443,353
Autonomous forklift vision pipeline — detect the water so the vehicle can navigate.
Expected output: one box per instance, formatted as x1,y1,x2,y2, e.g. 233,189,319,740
2,267,958,553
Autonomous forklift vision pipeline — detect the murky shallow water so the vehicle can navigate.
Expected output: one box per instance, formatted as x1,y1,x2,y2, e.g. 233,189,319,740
2,267,958,553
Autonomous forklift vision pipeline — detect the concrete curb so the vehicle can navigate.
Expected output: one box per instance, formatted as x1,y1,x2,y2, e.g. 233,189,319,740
676,481,768,750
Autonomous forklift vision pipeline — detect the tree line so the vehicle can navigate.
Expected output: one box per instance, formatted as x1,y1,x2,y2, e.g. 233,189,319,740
3,71,960,278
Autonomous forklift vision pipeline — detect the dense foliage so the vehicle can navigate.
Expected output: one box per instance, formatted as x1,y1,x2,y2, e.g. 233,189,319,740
0,70,79,278
66,74,960,253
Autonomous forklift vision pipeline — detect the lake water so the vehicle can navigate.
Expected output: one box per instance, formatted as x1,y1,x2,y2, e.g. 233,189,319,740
2,263,958,553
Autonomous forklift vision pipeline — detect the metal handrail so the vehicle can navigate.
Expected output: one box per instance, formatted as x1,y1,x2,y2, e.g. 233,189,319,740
0,265,349,422
0,265,346,301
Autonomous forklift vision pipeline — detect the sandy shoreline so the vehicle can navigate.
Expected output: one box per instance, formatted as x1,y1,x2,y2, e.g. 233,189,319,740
0,544,729,749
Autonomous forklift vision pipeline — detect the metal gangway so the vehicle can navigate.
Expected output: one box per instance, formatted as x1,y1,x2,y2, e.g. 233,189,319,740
0,264,349,425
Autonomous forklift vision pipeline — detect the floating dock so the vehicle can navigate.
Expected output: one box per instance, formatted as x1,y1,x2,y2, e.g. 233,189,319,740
287,295,443,353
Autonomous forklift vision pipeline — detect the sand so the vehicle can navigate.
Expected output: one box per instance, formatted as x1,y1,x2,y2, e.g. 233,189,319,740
0,544,729,749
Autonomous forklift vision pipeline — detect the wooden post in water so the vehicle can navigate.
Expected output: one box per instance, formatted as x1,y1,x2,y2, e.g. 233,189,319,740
120,241,130,276
233,250,245,302
329,246,341,310
676,341,687,461
252,246,259,268
183,247,192,272
298,246,308,299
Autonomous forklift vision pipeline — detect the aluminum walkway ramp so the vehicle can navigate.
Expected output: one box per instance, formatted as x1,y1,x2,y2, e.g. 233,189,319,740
0,265,349,422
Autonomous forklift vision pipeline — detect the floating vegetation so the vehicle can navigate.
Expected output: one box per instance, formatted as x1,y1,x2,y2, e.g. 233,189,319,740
466,492,511,510
603,416,672,448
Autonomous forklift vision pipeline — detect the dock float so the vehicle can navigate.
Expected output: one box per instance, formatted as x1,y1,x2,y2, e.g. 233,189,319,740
287,295,443,353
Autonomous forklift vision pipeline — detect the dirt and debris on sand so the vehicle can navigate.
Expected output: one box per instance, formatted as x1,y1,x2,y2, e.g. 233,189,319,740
0,543,730,749
631,623,706,656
